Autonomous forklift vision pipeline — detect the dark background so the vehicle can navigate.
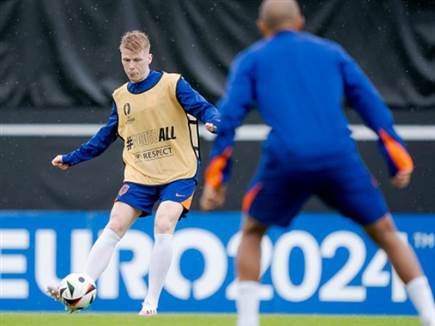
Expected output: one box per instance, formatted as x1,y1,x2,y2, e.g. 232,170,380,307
1,0,434,212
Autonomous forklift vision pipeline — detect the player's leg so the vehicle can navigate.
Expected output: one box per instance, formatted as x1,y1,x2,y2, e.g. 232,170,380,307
139,201,183,316
236,169,310,326
84,182,154,282
237,215,268,326
84,201,140,281
238,216,268,280
140,178,196,316
365,215,435,326
319,157,435,326
46,201,140,305
365,214,421,283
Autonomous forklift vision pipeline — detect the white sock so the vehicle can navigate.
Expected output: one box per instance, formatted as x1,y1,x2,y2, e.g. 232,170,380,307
237,281,260,326
406,276,435,325
143,233,173,309
84,227,121,281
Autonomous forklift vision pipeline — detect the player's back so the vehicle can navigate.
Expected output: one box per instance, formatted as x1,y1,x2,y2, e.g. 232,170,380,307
247,31,358,165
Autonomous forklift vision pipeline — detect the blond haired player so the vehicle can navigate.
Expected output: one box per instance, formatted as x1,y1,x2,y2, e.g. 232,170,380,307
49,31,219,316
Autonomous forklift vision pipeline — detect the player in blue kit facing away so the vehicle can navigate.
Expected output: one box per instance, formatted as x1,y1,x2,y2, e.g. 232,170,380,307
50,30,219,315
200,1,435,325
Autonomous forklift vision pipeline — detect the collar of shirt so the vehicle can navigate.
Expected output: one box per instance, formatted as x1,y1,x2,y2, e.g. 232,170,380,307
127,70,163,94
272,30,298,39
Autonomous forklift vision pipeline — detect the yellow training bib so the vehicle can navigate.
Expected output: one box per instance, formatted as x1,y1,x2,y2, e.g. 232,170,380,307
113,73,199,185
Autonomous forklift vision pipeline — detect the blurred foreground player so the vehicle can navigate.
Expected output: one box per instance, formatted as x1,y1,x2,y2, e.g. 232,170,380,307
200,1,435,325
50,30,219,315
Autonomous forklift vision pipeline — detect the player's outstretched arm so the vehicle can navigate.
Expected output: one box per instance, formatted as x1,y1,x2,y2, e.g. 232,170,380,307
338,47,414,189
51,154,70,171
54,103,119,168
175,77,220,133
201,51,256,211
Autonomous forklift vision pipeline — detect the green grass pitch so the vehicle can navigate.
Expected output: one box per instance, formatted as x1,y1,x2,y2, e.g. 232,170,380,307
0,313,420,326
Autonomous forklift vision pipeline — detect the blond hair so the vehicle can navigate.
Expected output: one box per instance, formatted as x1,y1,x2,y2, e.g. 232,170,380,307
119,31,151,52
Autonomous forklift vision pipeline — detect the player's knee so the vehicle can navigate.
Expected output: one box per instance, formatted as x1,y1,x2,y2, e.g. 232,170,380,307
106,223,124,237
367,214,397,245
107,215,128,237
154,217,174,234
242,220,267,239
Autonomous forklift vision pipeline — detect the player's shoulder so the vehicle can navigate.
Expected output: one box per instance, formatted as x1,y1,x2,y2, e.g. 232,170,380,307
161,71,182,83
160,72,183,93
239,39,268,59
232,39,267,69
162,71,181,78
112,82,129,97
299,32,345,54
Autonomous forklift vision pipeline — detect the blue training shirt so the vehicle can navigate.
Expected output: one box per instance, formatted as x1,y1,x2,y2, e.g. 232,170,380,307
63,70,220,165
205,31,413,189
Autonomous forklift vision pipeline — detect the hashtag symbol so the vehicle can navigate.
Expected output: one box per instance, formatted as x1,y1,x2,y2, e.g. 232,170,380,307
126,137,133,150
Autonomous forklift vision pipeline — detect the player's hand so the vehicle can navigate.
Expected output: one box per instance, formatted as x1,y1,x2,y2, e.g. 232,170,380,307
200,184,227,211
51,155,70,170
391,171,411,189
205,122,217,134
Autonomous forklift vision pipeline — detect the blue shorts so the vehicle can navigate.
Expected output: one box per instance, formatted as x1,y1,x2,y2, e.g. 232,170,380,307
115,178,197,218
243,154,389,227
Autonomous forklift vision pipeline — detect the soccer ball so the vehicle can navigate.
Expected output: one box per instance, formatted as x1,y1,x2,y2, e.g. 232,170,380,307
59,273,97,312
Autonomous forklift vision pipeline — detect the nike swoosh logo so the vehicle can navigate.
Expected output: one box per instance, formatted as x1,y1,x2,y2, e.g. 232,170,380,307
175,193,185,197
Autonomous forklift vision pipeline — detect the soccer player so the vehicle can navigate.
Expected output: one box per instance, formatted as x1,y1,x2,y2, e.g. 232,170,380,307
200,1,435,325
50,30,220,316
